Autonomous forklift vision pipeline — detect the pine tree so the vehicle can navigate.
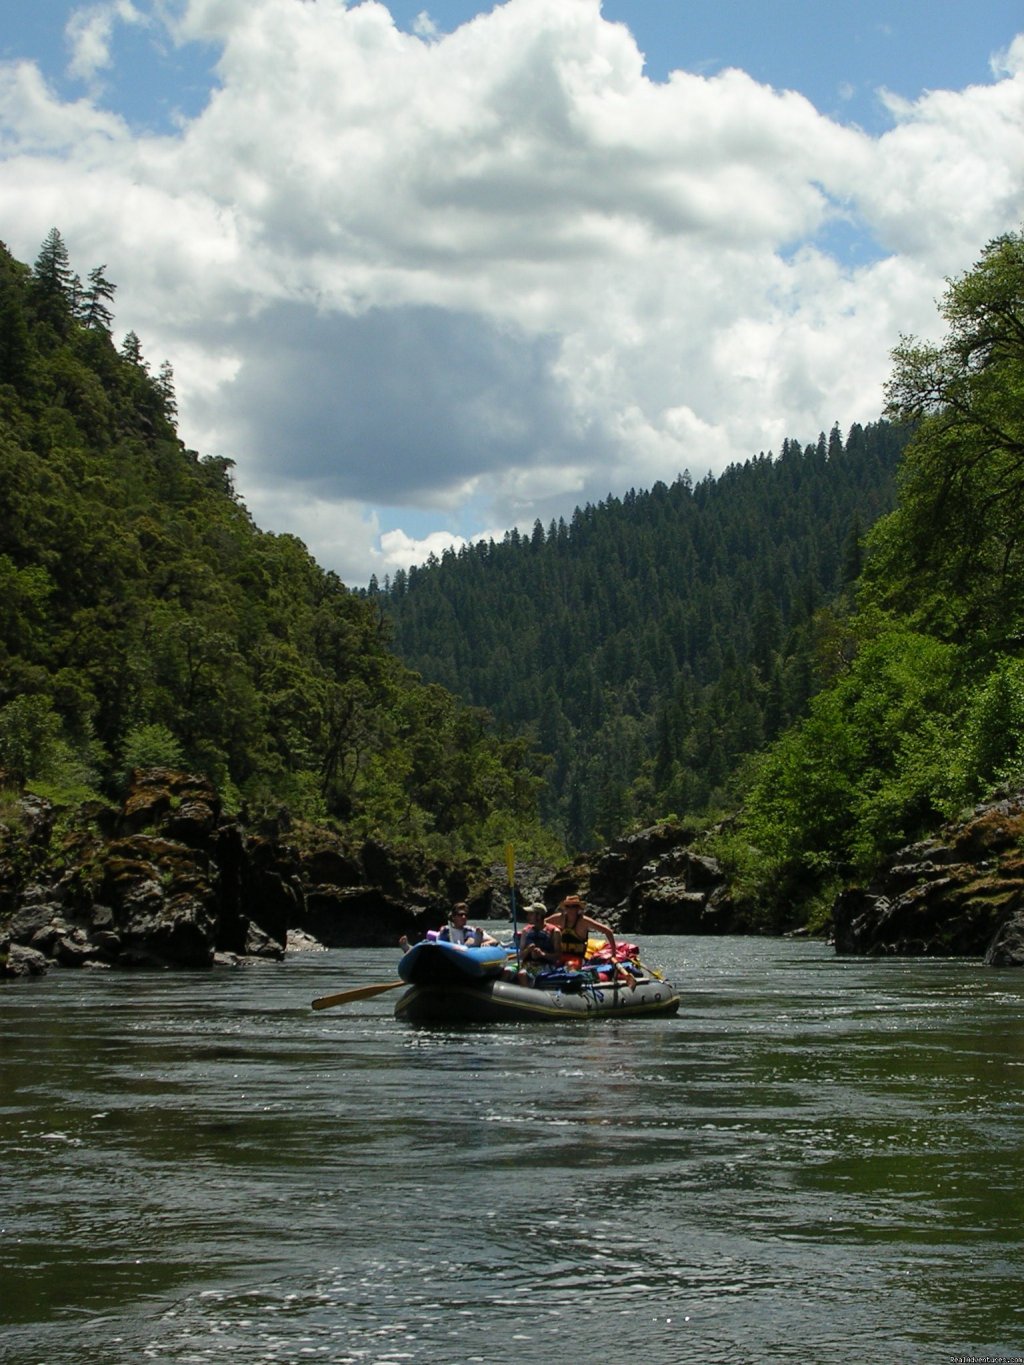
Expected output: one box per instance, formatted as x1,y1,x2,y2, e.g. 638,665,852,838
81,265,116,333
121,330,146,368
30,227,75,333
155,360,177,422
0,262,31,389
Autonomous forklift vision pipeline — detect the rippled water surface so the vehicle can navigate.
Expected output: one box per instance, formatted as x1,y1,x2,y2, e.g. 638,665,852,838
2,936,1023,1363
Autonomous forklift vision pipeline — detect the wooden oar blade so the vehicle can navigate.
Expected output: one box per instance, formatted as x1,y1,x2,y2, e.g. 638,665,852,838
311,979,405,1010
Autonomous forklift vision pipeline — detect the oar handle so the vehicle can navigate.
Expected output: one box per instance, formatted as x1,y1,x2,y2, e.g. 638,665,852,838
311,979,405,1009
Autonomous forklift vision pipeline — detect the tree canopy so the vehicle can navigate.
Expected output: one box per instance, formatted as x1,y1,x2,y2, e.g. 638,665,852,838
380,424,906,847
734,229,1024,925
0,232,551,861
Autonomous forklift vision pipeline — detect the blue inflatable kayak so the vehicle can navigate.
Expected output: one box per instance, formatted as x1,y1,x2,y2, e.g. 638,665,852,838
398,940,512,987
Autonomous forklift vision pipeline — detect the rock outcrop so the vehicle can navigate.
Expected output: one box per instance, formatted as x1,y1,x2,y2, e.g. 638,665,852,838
541,821,735,934
20,774,1020,977
832,792,1024,964
0,769,485,977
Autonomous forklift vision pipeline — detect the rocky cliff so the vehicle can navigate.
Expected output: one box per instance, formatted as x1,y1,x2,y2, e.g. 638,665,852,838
538,820,736,933
832,790,1024,965
0,769,488,977
8,775,1021,978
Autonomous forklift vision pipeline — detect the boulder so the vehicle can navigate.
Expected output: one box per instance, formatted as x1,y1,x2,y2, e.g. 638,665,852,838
121,769,220,834
545,822,734,934
832,791,1024,961
2,943,50,977
985,911,1024,966
621,878,735,934
302,885,429,948
119,890,218,969
301,847,363,889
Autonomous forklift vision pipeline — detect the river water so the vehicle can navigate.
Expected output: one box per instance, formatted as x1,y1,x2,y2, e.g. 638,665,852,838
2,935,1022,1364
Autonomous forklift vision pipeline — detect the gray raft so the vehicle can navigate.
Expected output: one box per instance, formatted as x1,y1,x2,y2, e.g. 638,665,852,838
394,972,680,1024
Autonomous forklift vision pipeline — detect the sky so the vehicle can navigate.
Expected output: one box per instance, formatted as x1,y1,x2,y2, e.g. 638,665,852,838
1,1,1023,587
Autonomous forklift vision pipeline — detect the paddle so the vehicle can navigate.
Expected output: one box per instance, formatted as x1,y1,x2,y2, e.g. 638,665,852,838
311,979,405,1010
505,842,519,970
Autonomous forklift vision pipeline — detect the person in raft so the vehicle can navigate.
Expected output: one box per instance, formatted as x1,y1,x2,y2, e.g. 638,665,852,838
514,902,561,984
437,903,498,947
546,894,615,967
399,903,497,953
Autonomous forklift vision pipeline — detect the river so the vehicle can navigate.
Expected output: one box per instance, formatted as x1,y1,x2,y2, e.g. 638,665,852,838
2,936,1022,1364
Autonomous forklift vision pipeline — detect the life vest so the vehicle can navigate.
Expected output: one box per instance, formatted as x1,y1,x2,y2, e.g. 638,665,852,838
438,924,480,946
559,915,589,959
520,926,555,957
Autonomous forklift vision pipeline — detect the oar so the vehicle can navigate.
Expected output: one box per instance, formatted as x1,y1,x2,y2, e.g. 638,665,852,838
311,979,405,1010
505,842,519,971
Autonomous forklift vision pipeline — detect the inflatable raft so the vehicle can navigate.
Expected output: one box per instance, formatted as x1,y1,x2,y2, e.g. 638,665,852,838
395,973,679,1023
393,940,679,1023
397,939,512,986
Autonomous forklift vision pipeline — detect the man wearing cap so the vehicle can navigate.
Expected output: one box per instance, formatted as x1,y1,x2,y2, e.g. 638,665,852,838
515,903,561,984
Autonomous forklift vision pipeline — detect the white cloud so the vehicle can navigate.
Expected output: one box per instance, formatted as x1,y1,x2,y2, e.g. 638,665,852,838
66,1,147,85
412,11,441,41
1,0,1023,583
378,527,467,574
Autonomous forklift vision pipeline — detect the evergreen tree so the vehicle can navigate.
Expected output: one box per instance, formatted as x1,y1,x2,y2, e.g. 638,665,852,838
81,264,116,333
155,360,178,423
30,227,75,334
0,249,31,388
121,330,146,367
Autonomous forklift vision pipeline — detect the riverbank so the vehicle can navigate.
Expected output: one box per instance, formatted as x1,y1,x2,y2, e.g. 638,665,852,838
0,768,487,977
4,770,1024,978
1,770,743,978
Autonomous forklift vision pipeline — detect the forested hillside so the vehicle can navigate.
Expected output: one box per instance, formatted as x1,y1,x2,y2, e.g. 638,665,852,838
0,231,548,858
730,230,1024,927
380,423,908,846
8,219,1018,943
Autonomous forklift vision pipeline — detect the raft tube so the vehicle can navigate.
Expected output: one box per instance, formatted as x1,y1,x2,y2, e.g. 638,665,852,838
394,973,680,1024
397,940,512,987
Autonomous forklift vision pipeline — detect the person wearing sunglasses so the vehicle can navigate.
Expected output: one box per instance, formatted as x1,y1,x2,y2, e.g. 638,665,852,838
437,903,497,947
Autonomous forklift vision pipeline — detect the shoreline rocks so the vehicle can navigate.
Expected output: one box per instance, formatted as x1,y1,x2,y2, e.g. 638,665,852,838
538,821,736,935
832,791,1024,965
0,769,484,978
8,773,1022,978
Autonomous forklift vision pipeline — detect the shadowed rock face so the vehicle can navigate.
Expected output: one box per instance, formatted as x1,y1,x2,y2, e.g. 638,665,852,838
832,794,1024,964
539,821,736,935
0,769,486,977
11,773,1020,978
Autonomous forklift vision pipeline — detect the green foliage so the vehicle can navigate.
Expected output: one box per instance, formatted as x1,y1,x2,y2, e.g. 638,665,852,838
0,694,62,785
0,233,549,862
954,656,1024,795
867,231,1024,643
730,228,1024,922
120,722,186,777
381,425,906,849
743,624,958,873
